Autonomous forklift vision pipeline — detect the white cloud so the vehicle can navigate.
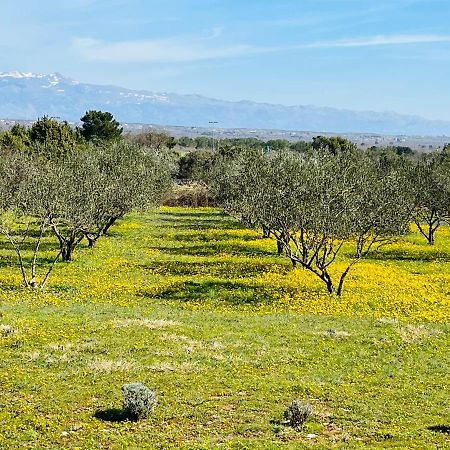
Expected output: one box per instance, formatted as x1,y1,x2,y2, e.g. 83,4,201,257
305,34,450,48
73,33,450,64
73,34,257,63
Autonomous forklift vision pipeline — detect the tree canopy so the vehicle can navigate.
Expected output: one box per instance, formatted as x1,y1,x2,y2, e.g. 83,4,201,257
0,117,78,157
212,143,412,295
412,148,450,244
0,139,172,287
79,110,123,142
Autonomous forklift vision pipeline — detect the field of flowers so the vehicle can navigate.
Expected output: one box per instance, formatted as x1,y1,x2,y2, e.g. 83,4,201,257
0,207,449,449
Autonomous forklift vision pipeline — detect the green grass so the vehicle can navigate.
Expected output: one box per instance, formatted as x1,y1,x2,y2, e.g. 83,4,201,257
0,208,449,449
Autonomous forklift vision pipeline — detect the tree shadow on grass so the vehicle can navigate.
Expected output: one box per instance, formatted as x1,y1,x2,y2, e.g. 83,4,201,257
147,243,276,258
160,209,225,218
0,256,23,269
0,241,58,254
143,259,289,278
428,425,450,434
366,248,450,263
0,283,23,291
154,210,242,230
167,231,260,242
0,253,72,275
154,218,243,231
141,279,278,306
94,408,137,423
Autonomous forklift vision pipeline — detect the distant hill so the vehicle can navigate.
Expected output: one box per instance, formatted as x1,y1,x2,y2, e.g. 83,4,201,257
1,71,450,136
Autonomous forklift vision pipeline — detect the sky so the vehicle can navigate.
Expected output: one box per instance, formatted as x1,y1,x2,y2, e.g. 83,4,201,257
1,0,450,120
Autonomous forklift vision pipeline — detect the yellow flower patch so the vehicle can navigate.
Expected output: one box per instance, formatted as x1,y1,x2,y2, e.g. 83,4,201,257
0,207,449,323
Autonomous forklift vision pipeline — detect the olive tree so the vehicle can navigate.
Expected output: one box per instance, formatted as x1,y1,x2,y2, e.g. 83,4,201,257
0,151,65,288
47,150,102,261
177,149,217,182
81,141,173,248
412,149,450,245
48,141,172,259
129,130,176,150
213,146,411,296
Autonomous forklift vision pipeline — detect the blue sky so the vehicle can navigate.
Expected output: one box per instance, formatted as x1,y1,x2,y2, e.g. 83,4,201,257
1,0,450,120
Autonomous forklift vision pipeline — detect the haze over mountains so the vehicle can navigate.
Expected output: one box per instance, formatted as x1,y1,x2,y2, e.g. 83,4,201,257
1,71,449,136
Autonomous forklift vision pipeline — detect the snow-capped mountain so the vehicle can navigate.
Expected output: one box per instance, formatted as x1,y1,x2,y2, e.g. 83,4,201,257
1,71,450,136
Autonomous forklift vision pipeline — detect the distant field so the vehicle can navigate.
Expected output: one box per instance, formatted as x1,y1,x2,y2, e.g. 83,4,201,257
0,208,449,449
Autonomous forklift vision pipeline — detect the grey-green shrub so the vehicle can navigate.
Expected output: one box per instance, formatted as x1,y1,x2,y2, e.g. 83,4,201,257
284,400,313,428
122,382,157,419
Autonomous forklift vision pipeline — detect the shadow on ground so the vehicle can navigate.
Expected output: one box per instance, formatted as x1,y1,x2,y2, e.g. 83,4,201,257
94,408,136,423
146,242,276,258
140,278,284,305
428,425,450,434
143,259,288,278
153,210,243,231
363,247,450,263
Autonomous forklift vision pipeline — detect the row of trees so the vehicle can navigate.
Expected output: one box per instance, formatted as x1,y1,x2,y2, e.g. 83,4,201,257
175,134,415,156
175,135,450,247
175,139,415,182
0,114,172,289
209,139,450,295
0,111,123,154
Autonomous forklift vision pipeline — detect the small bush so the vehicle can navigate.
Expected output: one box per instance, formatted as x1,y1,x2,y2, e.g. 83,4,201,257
122,382,157,419
284,400,313,428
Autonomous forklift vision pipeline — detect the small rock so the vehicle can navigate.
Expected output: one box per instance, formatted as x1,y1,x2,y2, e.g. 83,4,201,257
60,431,69,437
306,433,317,439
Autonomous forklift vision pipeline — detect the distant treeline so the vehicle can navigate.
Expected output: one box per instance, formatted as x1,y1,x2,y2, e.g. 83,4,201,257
174,135,418,182
170,135,416,156
0,114,416,158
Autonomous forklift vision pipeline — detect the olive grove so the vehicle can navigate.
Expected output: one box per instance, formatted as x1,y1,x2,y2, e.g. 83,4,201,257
0,139,172,288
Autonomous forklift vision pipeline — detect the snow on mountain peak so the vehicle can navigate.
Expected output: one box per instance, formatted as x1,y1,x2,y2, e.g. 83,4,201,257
0,72,73,89
0,72,67,82
0,71,46,79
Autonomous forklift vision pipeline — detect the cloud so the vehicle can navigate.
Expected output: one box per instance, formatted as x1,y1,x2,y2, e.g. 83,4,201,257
73,33,450,64
73,35,257,63
305,34,450,48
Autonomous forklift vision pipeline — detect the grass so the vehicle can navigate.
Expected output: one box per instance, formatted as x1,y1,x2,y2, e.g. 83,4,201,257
0,207,449,449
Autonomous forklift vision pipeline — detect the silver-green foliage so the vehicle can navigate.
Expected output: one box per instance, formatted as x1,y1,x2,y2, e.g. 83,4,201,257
122,382,157,419
52,141,173,258
284,400,313,428
0,140,173,287
413,147,450,245
212,144,413,295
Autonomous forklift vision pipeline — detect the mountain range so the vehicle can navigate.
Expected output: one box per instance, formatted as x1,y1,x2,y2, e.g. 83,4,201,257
1,71,449,136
